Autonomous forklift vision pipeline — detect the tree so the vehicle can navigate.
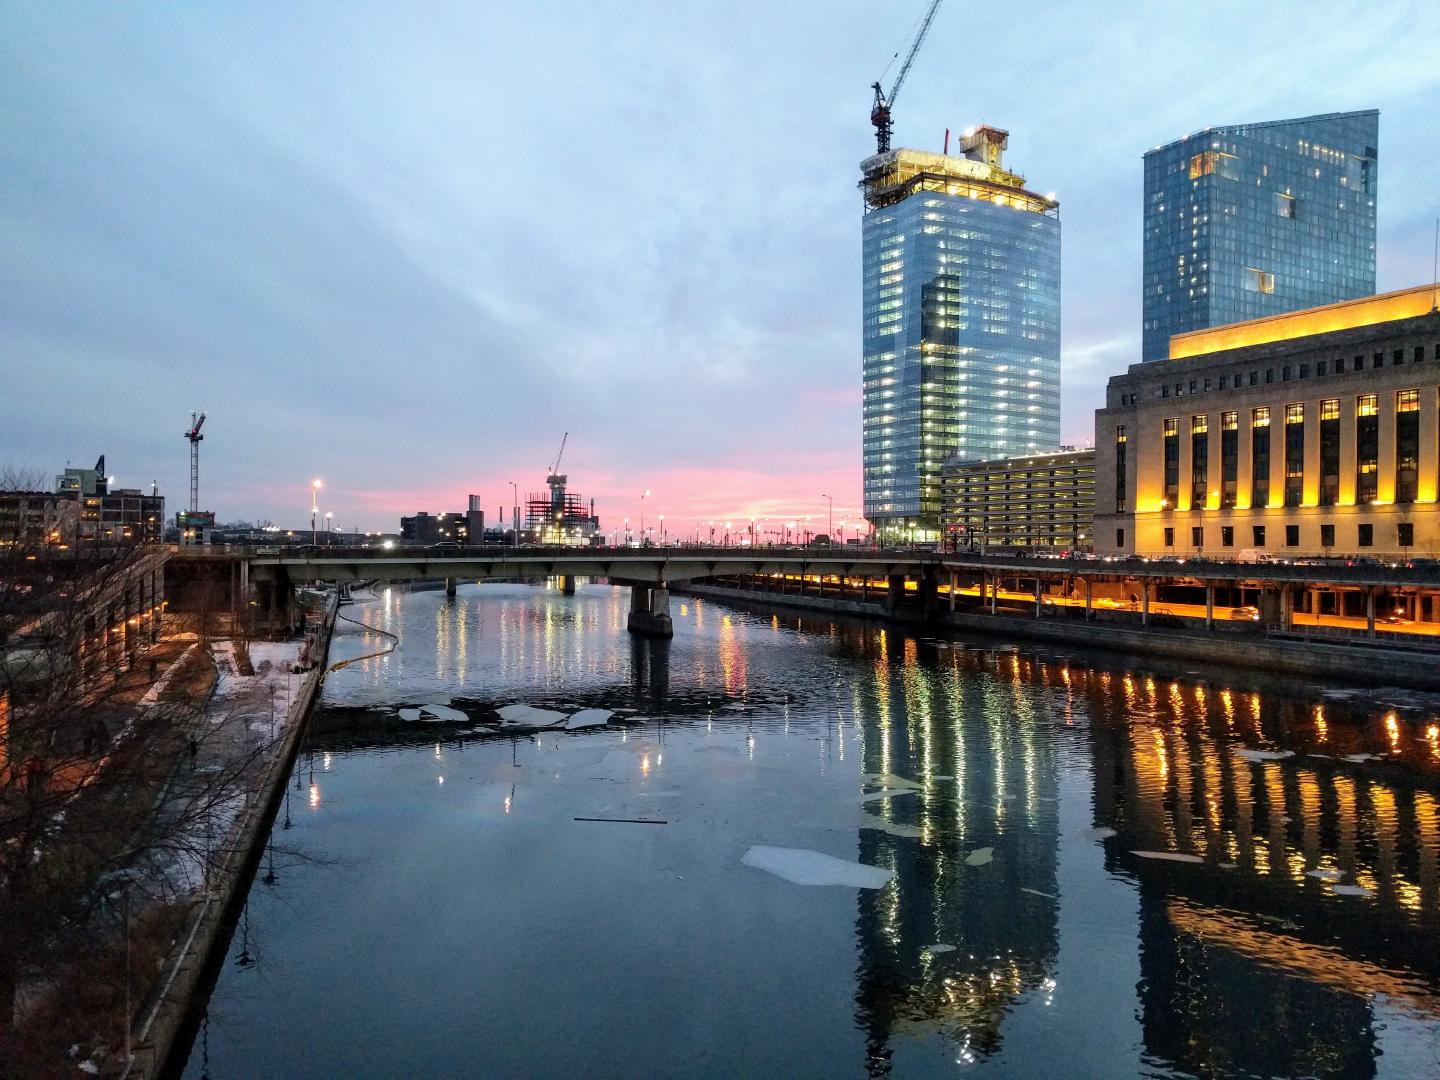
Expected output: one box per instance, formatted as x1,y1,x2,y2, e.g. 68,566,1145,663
0,539,275,1070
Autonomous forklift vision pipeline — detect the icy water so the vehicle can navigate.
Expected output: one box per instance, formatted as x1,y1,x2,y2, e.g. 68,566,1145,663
182,583,1440,1079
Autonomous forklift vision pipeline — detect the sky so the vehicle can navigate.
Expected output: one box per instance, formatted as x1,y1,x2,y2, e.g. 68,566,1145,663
3,1,1438,537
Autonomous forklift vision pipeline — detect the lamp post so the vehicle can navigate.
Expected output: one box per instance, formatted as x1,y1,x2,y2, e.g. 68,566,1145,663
821,494,833,546
640,490,650,546
310,479,322,545
624,517,631,546
324,511,333,545
509,481,519,548
659,514,665,545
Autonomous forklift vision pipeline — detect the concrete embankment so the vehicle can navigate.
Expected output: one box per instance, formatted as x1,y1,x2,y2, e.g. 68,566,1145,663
119,598,339,1080
676,583,1440,691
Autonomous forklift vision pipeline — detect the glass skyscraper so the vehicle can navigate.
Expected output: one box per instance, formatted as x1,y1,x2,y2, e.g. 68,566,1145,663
861,127,1061,542
1141,110,1378,362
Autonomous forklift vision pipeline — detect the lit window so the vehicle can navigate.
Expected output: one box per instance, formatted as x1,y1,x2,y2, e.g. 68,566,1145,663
1357,394,1377,417
1252,407,1270,428
1397,388,1419,412
1245,268,1276,294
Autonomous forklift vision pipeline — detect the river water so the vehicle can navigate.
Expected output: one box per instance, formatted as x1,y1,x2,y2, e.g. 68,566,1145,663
182,583,1440,1078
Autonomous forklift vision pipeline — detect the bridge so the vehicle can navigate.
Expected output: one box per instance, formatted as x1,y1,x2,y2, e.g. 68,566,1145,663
168,544,1440,640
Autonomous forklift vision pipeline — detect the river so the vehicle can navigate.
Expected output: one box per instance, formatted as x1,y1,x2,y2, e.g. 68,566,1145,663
181,582,1440,1078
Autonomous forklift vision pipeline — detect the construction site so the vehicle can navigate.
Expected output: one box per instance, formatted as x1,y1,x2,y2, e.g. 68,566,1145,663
524,432,600,545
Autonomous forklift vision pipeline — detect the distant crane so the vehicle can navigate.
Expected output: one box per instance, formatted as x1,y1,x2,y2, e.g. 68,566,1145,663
548,431,569,478
183,411,206,513
870,0,945,155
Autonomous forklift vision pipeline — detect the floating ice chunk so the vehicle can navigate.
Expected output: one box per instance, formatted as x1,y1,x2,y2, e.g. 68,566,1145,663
1218,862,1238,870
398,708,422,722
933,774,955,781
741,845,893,889
861,789,918,804
965,847,994,867
860,816,924,839
1020,887,1057,899
1132,850,1204,864
923,943,956,955
861,772,922,790
613,708,638,714
1344,753,1380,762
420,703,468,723
566,708,613,730
496,704,568,728
1235,749,1294,762
1307,868,1344,882
1331,883,1374,897
1080,826,1117,840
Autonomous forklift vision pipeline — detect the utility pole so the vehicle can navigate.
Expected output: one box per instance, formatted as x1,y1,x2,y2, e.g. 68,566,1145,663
821,493,833,546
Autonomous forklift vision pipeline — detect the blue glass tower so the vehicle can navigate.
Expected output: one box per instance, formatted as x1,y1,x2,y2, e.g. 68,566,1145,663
861,128,1061,542
1142,110,1378,362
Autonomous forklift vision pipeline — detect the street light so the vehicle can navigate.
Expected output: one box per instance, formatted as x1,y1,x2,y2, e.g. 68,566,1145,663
509,481,519,548
311,479,322,545
324,511,333,545
821,494,833,546
659,514,665,545
640,490,650,546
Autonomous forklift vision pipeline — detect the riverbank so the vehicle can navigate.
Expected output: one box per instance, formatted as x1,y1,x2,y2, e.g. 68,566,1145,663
117,595,338,1080
675,582,1440,691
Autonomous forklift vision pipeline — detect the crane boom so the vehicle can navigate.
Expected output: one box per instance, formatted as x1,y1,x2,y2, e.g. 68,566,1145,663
870,0,944,155
549,431,569,476
183,410,207,513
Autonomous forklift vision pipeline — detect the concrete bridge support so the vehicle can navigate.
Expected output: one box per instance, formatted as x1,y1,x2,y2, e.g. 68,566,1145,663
628,583,674,638
886,574,905,616
560,575,577,596
444,578,457,598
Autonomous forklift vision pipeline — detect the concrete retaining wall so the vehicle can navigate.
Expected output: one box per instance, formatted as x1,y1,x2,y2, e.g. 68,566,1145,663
120,598,339,1080
677,583,1440,691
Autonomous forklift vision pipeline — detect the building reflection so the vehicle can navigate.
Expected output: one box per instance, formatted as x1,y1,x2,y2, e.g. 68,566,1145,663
845,630,1062,1074
1077,660,1440,1078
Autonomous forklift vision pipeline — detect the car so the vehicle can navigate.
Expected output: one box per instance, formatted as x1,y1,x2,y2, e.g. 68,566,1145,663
1380,611,1412,625
430,541,461,550
1227,606,1261,621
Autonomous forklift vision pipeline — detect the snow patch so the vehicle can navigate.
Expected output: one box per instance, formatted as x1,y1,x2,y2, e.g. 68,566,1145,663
1235,748,1294,762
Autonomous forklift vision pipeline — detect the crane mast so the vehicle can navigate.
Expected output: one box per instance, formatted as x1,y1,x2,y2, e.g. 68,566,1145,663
183,410,206,514
870,0,944,154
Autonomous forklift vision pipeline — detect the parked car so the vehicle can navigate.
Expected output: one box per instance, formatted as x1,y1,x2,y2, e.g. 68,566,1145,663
1227,606,1261,621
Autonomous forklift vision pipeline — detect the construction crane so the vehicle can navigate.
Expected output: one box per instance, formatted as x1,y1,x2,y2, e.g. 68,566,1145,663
548,432,569,478
870,0,944,155
183,410,206,513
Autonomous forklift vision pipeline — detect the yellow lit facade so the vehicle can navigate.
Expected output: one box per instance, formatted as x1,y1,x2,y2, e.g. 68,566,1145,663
1170,283,1440,360
1096,294,1440,557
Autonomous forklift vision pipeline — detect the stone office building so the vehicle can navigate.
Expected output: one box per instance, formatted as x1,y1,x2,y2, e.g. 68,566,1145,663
1095,284,1440,558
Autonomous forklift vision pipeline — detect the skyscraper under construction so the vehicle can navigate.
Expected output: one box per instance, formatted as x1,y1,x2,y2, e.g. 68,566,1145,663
861,127,1060,542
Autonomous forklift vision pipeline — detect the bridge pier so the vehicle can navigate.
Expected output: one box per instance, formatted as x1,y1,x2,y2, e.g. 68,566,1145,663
628,583,674,638
886,573,904,616
560,575,577,596
444,578,457,598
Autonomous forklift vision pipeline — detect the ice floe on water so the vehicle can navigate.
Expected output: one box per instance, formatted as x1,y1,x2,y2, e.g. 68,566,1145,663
1331,883,1375,898
1020,887,1057,900
565,708,612,730
1132,850,1204,863
860,815,925,839
964,847,994,867
1235,748,1294,762
398,708,422,722
741,845,893,888
861,789,918,804
1307,868,1344,882
1344,753,1381,763
496,704,569,728
861,772,922,790
922,943,956,955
